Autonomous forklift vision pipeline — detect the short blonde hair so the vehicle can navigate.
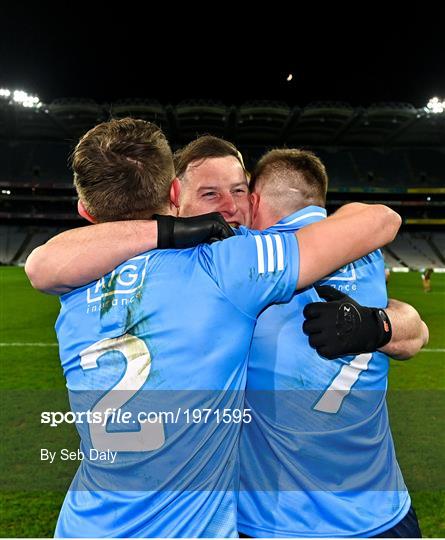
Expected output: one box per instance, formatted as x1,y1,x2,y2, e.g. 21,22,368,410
250,148,328,207
73,118,174,222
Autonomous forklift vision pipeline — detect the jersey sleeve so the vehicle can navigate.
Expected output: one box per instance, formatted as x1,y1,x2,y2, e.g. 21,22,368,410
198,231,299,319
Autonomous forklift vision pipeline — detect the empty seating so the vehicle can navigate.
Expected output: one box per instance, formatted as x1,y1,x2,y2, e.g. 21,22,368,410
387,232,443,269
174,100,230,142
408,149,445,186
48,98,104,139
111,99,169,132
236,101,290,143
350,149,410,187
10,142,72,184
0,226,28,263
287,102,354,145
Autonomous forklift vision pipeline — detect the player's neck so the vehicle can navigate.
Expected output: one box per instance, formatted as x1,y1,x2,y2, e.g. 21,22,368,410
153,202,177,218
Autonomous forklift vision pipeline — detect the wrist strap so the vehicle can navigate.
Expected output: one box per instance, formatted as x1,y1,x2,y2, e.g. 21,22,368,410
375,308,392,348
152,214,173,249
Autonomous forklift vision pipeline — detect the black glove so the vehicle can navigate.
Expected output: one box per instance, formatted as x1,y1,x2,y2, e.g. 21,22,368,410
153,212,235,249
303,285,392,359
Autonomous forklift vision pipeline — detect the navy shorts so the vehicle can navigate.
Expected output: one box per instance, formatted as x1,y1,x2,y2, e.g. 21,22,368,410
238,505,422,538
373,506,422,538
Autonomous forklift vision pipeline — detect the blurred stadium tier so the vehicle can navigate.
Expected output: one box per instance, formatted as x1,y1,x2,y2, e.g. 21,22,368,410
0,225,68,265
384,231,445,270
2,224,443,270
0,98,444,268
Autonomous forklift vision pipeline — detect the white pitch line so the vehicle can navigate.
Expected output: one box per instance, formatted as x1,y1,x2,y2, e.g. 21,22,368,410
0,342,58,347
0,344,444,352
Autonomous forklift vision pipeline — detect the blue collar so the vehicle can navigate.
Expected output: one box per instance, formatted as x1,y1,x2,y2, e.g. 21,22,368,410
267,206,327,233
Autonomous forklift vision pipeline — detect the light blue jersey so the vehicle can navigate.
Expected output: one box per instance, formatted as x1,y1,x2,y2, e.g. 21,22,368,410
54,232,299,538
238,206,410,538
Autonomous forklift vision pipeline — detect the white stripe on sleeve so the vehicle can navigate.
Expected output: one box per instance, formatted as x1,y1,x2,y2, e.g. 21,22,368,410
274,234,284,271
254,235,265,274
265,235,275,272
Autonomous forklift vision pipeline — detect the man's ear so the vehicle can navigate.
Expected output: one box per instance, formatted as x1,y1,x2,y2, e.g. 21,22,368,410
169,178,181,210
77,200,96,223
250,192,260,225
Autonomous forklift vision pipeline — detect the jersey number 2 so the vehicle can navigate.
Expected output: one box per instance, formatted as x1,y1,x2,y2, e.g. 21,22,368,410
80,334,165,452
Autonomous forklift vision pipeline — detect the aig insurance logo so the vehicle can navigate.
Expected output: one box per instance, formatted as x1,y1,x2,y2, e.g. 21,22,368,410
86,255,149,313
324,263,357,292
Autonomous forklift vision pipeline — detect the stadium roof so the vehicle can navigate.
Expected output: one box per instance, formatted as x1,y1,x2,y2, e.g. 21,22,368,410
1,99,444,147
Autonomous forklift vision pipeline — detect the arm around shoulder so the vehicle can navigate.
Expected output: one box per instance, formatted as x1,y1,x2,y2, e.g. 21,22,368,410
25,221,158,294
296,203,401,290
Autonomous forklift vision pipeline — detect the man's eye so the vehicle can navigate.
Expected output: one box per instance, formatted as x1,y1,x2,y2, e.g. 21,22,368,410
203,192,217,198
234,188,247,194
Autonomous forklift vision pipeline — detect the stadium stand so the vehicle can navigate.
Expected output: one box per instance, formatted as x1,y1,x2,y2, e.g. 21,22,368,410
11,106,64,140
0,225,66,265
171,100,230,144
1,98,443,268
315,149,358,188
350,148,409,187
433,232,445,255
385,232,445,270
0,141,12,181
47,98,105,139
285,102,355,145
235,100,291,143
16,228,61,264
0,101,8,137
0,225,29,264
10,141,72,184
111,99,169,133
4,141,438,189
409,148,445,186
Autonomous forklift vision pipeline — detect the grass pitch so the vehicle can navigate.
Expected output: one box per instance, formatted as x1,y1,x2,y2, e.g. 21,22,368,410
0,267,444,537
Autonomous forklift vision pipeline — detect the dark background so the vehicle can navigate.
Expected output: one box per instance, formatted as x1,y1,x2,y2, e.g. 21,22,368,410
1,8,444,107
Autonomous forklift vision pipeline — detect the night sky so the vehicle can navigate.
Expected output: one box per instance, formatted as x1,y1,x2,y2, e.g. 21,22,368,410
1,8,444,108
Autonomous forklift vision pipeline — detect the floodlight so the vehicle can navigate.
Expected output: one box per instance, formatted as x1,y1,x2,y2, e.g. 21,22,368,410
0,88,42,109
425,96,444,114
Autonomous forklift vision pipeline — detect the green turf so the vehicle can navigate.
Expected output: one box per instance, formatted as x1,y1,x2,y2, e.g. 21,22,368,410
385,271,445,536
0,267,444,536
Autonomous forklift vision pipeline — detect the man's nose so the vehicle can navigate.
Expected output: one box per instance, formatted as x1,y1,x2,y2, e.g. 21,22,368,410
218,193,237,215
